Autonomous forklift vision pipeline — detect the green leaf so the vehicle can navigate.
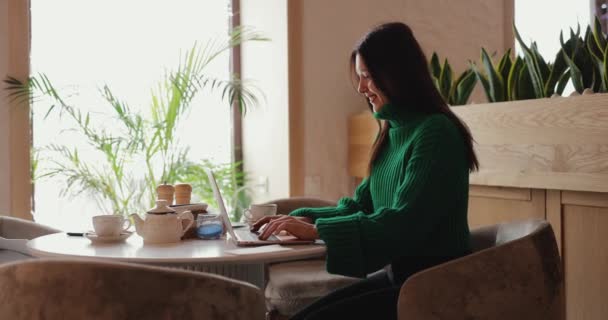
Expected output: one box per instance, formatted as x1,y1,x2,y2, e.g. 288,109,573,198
604,46,608,93
507,56,523,100
584,24,607,91
593,16,608,52
556,70,570,95
439,59,453,102
497,49,512,80
430,52,441,79
586,25,604,63
497,50,512,99
575,38,596,91
480,48,504,102
514,23,544,98
562,48,584,93
591,67,600,93
452,69,477,105
545,44,570,96
471,62,493,102
517,63,536,100
431,77,440,94
531,43,551,87
3,76,30,104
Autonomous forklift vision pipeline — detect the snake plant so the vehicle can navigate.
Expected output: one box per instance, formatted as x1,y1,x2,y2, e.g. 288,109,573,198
557,25,599,94
586,16,608,93
514,24,572,98
470,48,516,102
429,53,477,106
565,17,608,94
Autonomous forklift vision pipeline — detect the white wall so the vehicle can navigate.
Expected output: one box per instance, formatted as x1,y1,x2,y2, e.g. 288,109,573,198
0,1,11,215
241,0,290,203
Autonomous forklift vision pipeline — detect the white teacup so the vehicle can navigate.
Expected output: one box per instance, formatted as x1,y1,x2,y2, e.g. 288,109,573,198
243,204,278,225
92,215,131,237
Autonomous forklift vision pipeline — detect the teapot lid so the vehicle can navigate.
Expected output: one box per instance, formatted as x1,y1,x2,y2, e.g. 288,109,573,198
147,200,176,215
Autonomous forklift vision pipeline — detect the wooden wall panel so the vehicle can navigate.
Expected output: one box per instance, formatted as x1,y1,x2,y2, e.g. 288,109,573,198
562,198,608,320
467,186,545,229
347,112,377,178
3,0,32,219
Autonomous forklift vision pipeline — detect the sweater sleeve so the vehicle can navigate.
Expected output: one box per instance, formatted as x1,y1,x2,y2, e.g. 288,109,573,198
315,116,465,277
289,178,373,221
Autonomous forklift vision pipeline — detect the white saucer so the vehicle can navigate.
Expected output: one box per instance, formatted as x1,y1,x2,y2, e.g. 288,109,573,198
84,231,133,244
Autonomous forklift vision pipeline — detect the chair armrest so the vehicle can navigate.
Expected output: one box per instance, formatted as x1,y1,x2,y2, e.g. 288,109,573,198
0,216,61,240
261,197,336,215
397,235,564,320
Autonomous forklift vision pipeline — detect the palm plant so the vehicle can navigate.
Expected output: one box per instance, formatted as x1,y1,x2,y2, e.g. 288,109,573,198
4,27,267,220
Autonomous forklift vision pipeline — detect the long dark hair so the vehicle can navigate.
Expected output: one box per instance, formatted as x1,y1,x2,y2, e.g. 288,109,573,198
350,22,479,173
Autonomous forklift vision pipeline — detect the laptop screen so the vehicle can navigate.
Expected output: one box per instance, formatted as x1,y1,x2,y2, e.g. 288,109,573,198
204,169,237,241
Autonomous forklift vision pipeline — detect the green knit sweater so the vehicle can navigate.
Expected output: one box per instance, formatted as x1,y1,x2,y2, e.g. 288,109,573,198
290,103,471,278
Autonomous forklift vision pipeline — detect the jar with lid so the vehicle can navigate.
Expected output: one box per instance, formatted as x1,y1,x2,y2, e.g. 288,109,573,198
196,214,224,240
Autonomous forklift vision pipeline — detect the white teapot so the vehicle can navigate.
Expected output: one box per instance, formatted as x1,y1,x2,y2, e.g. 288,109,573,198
130,200,194,244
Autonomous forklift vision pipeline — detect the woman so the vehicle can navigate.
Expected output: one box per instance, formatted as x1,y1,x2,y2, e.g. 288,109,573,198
252,22,479,319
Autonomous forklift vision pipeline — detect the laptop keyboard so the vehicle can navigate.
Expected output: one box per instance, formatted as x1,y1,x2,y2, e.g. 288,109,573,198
235,229,279,241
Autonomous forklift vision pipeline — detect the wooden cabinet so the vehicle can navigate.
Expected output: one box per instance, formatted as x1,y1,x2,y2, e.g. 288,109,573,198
559,191,608,319
468,186,545,229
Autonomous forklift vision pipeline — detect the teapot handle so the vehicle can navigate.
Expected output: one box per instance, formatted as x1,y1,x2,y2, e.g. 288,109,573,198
178,211,195,236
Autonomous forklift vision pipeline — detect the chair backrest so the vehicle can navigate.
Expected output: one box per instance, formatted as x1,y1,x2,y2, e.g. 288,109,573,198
398,219,564,320
470,219,548,252
0,259,265,320
262,197,336,215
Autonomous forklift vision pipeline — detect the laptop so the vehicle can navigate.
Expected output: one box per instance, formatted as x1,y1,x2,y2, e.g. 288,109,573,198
205,169,315,247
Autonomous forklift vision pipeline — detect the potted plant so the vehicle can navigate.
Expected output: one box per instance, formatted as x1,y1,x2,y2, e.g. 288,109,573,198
5,27,267,222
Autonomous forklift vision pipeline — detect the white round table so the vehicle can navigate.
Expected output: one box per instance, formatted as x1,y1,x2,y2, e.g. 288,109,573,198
27,233,326,287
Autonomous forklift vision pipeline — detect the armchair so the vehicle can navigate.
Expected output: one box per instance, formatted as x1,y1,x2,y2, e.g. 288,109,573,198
0,258,265,320
0,216,60,264
398,219,564,320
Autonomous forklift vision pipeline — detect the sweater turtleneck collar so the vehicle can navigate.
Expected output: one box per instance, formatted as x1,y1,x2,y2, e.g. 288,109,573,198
372,103,422,128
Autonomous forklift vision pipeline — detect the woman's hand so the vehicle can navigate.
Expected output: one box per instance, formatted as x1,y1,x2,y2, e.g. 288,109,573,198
251,215,312,232
253,215,318,241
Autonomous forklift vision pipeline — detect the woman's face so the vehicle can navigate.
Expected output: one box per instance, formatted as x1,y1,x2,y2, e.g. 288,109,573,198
355,53,388,112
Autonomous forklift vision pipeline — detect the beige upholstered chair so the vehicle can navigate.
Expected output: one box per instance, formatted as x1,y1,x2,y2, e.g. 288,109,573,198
0,216,60,264
262,198,359,319
398,219,564,320
0,259,265,320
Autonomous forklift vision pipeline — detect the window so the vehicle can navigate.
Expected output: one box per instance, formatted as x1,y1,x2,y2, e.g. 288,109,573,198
515,0,591,59
31,0,233,230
